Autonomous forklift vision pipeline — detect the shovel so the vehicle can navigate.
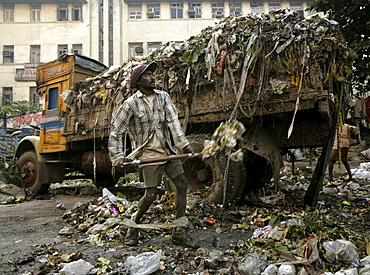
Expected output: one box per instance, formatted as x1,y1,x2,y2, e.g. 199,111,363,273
119,153,202,167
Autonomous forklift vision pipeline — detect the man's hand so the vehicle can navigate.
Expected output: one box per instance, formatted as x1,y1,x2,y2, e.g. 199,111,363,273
113,158,126,174
183,145,195,154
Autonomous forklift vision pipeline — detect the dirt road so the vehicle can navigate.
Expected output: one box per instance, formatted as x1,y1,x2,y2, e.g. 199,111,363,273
0,195,96,274
0,159,369,274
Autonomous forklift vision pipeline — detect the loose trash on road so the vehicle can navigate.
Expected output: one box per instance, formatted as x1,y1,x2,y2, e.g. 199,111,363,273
124,250,162,275
2,163,369,274
0,182,25,204
0,9,369,275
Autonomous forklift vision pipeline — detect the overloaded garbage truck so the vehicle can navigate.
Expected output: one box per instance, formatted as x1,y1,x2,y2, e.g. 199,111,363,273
15,11,353,203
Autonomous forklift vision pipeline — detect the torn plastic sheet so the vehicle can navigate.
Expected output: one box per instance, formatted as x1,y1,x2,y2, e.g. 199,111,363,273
278,237,320,265
102,188,128,205
122,216,189,229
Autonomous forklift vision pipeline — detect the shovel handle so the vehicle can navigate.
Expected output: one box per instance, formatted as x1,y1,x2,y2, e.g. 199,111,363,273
120,153,202,167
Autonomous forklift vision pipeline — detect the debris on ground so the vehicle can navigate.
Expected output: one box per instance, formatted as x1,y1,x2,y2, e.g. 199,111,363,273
49,178,102,196
3,164,365,275
1,10,368,275
0,182,26,204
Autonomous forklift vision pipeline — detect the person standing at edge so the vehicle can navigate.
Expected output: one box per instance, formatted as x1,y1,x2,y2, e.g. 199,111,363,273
108,63,198,248
328,123,359,181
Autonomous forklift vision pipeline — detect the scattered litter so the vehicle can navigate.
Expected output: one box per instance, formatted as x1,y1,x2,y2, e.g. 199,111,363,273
252,225,273,238
122,216,189,229
2,10,369,275
238,252,268,275
124,250,161,275
56,203,65,210
278,264,296,275
59,259,96,275
0,183,25,204
323,239,359,265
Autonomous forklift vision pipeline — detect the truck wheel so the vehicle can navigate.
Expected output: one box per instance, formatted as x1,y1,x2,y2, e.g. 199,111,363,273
205,153,246,205
93,174,117,187
17,151,49,194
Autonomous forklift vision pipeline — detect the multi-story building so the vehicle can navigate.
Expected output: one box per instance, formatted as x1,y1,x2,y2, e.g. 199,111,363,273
0,0,314,105
0,0,89,105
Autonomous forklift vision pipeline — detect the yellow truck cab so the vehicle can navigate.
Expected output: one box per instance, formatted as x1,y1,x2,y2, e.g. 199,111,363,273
15,54,107,193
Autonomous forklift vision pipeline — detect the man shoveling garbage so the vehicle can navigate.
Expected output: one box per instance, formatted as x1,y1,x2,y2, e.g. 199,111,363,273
108,62,199,248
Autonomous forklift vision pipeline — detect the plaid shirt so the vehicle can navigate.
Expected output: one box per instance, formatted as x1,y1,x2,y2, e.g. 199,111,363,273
108,89,189,163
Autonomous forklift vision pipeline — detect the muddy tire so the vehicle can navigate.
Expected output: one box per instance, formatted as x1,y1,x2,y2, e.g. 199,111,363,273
93,174,117,187
17,151,50,194
205,153,246,205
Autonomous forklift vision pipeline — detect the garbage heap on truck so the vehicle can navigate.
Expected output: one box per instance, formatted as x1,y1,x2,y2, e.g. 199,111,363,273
18,10,353,203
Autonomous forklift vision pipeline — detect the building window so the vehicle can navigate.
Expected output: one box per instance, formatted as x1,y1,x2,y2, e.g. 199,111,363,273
212,2,224,18
4,4,14,22
128,4,142,20
72,44,82,54
57,5,68,21
3,45,14,64
230,2,242,16
269,2,281,13
58,44,68,56
290,2,304,16
2,87,13,106
30,45,40,63
170,3,183,19
128,43,143,59
30,87,40,104
147,3,160,19
148,42,162,54
188,3,202,19
31,4,41,22
72,4,82,21
251,1,264,13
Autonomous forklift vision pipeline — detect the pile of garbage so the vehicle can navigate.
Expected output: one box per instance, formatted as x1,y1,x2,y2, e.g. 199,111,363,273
39,178,368,275
352,162,370,181
63,10,353,132
279,165,370,206
147,10,353,116
4,161,369,274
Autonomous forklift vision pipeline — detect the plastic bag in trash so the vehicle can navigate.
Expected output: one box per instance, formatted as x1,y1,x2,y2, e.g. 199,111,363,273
278,264,296,275
59,259,96,275
333,268,358,275
322,240,359,265
361,148,370,159
238,252,268,275
102,188,128,205
261,264,278,275
124,250,161,275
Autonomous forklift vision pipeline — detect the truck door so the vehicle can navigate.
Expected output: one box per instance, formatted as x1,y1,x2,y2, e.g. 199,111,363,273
39,83,67,153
